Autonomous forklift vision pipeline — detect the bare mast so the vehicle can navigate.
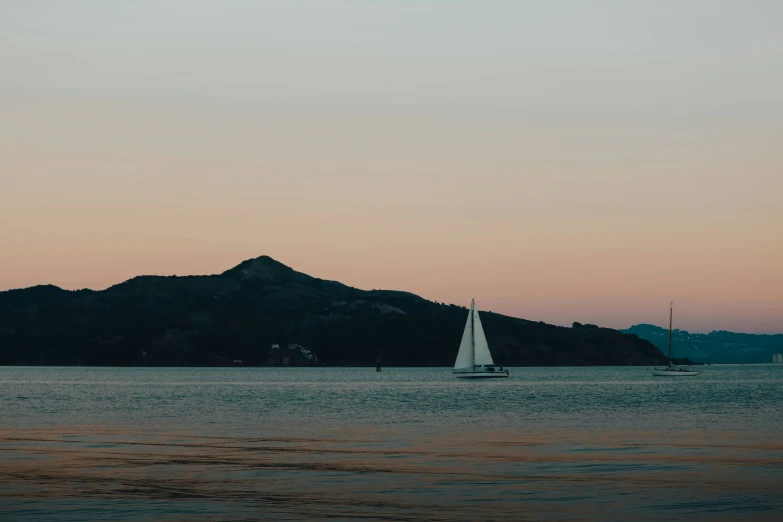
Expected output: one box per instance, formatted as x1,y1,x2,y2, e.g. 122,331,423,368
668,301,673,365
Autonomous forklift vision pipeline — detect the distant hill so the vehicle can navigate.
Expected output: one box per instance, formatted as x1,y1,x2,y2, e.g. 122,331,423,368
0,256,671,367
624,324,783,364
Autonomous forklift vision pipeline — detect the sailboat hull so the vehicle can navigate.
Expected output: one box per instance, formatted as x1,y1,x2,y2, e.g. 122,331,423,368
454,372,509,379
453,366,509,378
651,369,702,376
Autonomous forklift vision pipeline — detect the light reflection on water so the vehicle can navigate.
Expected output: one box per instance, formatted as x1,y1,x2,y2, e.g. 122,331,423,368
1,365,782,521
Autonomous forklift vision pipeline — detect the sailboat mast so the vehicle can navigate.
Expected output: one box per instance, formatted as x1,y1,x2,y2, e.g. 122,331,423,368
471,299,476,366
668,301,673,364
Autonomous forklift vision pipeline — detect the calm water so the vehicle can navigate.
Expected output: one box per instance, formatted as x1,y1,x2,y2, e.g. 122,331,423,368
1,365,782,521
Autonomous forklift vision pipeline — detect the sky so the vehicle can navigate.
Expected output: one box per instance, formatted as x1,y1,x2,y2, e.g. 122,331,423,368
1,1,782,333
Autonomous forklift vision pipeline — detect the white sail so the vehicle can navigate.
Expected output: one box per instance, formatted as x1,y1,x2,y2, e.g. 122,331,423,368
472,306,494,366
453,300,495,369
453,301,475,370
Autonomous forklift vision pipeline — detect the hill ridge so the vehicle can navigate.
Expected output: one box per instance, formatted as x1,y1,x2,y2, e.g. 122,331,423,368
625,323,783,364
0,256,672,367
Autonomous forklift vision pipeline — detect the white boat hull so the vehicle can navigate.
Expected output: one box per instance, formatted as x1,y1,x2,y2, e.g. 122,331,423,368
454,371,509,379
651,368,702,377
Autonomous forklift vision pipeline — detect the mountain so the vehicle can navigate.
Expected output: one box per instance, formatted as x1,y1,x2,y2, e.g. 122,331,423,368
0,256,671,367
624,324,783,364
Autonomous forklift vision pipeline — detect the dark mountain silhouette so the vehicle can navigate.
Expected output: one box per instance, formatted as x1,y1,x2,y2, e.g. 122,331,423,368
0,256,671,367
625,324,783,364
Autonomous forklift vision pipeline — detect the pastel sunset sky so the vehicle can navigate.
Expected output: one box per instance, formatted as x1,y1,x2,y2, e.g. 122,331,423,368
2,1,781,333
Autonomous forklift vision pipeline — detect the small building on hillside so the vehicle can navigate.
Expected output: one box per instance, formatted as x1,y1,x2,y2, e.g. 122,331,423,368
289,344,318,362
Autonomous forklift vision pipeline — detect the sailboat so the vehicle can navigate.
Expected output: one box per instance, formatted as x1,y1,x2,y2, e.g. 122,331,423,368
453,299,509,378
652,302,702,377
